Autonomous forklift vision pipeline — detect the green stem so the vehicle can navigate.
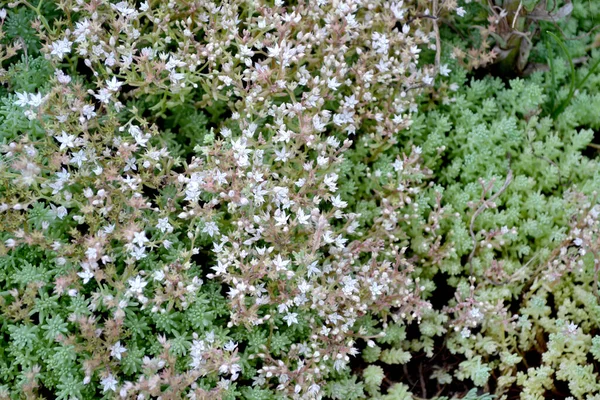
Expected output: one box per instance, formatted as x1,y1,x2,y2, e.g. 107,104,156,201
20,0,52,33
547,31,576,119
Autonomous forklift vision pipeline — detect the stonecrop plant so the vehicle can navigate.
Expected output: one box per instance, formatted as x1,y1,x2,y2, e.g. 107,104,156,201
1,0,600,399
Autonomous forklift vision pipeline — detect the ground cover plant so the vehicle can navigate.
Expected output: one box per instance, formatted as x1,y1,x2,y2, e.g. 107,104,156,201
0,0,600,399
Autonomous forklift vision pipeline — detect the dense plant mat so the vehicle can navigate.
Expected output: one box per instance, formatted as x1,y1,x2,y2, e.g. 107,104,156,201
1,1,600,399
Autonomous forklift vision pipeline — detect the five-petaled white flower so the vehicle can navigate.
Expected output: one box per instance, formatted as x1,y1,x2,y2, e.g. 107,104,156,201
50,38,72,59
202,221,219,237
110,341,127,360
331,195,347,209
128,275,148,294
156,217,173,233
106,76,123,92
283,312,299,326
55,131,76,150
77,268,94,284
132,231,149,246
101,374,118,392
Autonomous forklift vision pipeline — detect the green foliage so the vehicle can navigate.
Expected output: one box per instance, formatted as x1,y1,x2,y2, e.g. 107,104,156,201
1,0,600,399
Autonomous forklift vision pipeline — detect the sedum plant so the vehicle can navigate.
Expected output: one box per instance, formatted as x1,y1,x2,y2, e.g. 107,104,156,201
0,0,465,399
1,0,600,399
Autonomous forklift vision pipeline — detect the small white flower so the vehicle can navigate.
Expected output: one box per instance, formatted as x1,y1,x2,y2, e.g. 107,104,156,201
283,312,299,326
101,374,118,393
153,270,165,281
456,7,466,17
78,269,94,284
94,88,112,104
129,246,147,261
85,247,98,260
565,322,578,335
156,217,173,234
460,327,471,338
111,341,127,360
15,92,29,107
55,206,68,219
50,38,72,60
274,147,290,162
70,150,88,167
327,77,341,91
55,70,72,84
106,76,123,92
273,255,290,271
330,195,347,209
440,64,451,76
128,275,148,294
132,231,149,246
28,92,45,107
202,221,219,237
223,340,238,352
55,131,76,150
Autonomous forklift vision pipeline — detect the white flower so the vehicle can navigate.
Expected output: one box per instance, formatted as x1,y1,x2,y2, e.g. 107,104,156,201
55,206,68,219
93,88,112,104
308,384,320,396
85,247,98,260
223,341,238,352
55,131,76,150
70,150,88,167
565,322,578,335
312,115,326,131
296,208,310,225
331,195,347,209
132,231,149,246
327,77,341,91
273,255,290,271
55,70,72,84
128,275,148,294
390,2,405,19
77,269,94,284
111,1,138,18
202,221,219,237
111,341,127,360
456,7,466,17
101,374,118,392
440,64,451,76
28,92,45,107
106,76,123,92
15,92,30,107
334,359,346,372
283,312,299,326
372,32,390,54
274,147,290,162
153,270,165,281
80,104,96,120
103,224,116,234
129,125,150,147
156,217,173,233
50,38,72,59
393,159,404,172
